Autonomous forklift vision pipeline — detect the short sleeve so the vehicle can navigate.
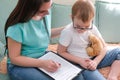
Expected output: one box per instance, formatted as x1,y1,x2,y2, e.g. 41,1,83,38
6,25,22,43
91,25,105,42
59,29,72,47
92,25,103,39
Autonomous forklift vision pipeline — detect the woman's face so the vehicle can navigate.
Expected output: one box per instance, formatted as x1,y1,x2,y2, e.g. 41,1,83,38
73,17,93,33
32,0,52,20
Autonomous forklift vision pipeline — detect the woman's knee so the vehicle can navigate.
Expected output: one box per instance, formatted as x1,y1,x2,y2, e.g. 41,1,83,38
8,65,53,80
73,73,85,80
82,70,106,80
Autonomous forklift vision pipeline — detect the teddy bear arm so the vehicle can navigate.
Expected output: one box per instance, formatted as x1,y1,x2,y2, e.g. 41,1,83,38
86,47,94,57
92,43,103,55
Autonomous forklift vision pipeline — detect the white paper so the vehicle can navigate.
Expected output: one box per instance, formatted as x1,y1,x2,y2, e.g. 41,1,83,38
38,51,82,80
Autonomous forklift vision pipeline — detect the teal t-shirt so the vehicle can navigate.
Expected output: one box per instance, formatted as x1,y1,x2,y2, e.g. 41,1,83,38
6,18,51,63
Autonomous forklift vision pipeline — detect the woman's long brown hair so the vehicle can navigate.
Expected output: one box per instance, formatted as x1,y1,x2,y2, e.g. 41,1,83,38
4,0,50,45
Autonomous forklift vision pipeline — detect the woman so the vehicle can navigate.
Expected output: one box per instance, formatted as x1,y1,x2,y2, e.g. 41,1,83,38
5,0,63,80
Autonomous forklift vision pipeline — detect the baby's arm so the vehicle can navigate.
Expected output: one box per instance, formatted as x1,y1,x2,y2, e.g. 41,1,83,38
87,38,107,70
57,44,89,69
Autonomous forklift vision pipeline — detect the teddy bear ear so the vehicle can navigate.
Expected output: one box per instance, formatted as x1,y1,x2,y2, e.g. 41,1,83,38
90,33,95,37
89,33,95,40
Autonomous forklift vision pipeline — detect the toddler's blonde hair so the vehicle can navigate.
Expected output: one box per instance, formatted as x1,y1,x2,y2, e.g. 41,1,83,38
72,0,95,22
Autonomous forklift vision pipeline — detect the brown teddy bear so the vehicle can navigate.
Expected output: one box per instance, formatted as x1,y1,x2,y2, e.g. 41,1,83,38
86,34,104,57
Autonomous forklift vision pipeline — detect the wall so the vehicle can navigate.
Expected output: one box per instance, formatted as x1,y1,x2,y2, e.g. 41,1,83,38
0,0,95,44
0,0,18,43
53,0,95,5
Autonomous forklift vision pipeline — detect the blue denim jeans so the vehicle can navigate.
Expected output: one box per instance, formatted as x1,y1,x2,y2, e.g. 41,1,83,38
78,48,120,80
7,48,120,80
7,64,54,80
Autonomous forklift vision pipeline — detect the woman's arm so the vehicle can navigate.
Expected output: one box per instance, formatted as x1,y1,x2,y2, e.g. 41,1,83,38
8,37,42,67
51,27,64,38
8,37,60,72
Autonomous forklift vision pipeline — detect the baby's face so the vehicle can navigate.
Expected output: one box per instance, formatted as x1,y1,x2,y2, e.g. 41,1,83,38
73,18,93,33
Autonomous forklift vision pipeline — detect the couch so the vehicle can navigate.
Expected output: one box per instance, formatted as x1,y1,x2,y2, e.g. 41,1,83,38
0,0,120,80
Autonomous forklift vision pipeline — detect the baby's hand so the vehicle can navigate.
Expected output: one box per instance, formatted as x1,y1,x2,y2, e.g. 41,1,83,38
87,60,97,70
78,58,90,69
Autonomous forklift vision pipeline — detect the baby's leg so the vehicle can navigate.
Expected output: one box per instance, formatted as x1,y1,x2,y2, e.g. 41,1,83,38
98,48,120,80
107,48,120,80
107,60,120,80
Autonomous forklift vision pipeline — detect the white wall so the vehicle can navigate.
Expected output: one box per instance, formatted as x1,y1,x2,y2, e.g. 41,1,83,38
53,0,95,5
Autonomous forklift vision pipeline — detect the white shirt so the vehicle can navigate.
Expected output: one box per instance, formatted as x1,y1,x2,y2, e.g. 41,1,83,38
59,23,103,58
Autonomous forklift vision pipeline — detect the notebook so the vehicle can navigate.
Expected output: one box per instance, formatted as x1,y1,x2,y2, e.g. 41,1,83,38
38,51,82,80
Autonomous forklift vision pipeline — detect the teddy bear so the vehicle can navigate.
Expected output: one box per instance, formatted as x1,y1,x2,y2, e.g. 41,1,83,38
86,33,104,57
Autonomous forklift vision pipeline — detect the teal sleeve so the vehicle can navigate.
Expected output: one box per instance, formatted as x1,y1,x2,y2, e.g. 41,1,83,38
45,14,51,37
6,25,22,43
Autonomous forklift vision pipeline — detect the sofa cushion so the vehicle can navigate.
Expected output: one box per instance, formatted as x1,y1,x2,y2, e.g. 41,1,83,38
50,3,72,44
0,41,5,61
95,1,120,43
0,0,18,44
0,41,10,80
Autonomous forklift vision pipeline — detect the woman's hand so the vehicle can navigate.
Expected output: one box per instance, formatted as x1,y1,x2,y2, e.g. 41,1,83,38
40,60,61,72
